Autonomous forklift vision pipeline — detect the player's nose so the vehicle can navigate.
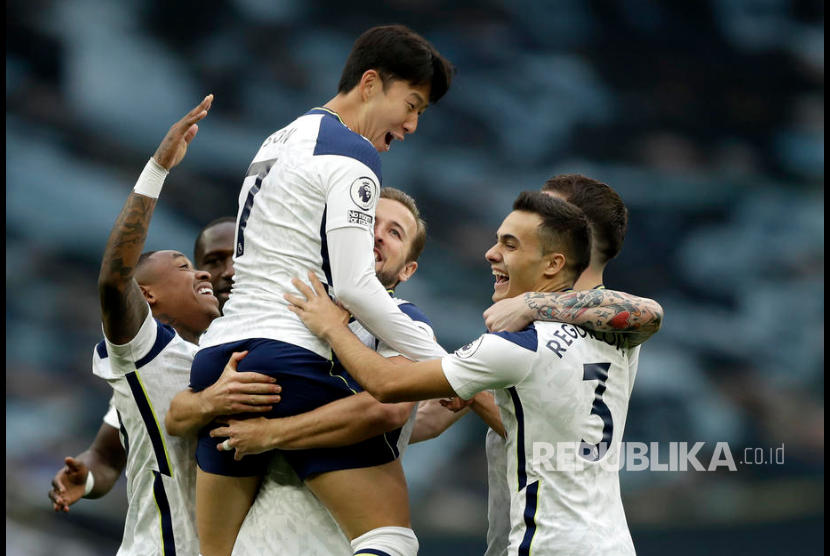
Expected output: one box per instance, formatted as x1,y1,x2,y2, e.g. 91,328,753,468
485,244,500,262
403,113,418,135
221,258,235,278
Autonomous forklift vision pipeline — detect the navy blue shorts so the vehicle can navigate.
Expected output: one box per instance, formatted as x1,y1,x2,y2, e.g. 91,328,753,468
190,338,403,479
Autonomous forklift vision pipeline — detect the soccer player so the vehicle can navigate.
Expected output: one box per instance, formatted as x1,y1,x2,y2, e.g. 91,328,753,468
288,191,644,555
481,174,662,556
48,216,260,512
189,24,455,556
47,214,264,515
90,95,283,555
193,216,236,311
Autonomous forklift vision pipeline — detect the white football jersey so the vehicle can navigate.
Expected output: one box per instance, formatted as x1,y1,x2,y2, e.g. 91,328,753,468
442,322,639,555
93,307,199,556
484,426,509,556
200,107,382,359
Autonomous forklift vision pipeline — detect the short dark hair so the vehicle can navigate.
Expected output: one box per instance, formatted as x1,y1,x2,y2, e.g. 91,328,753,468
134,250,160,284
542,174,627,265
338,24,455,104
137,250,159,270
194,216,236,262
380,187,427,263
512,191,592,282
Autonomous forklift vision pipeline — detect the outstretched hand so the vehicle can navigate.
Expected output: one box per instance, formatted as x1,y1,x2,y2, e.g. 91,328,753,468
483,294,533,332
48,457,89,512
153,94,214,170
285,272,350,339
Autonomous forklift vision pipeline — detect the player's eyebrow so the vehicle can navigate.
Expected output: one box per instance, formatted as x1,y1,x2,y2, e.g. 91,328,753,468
498,233,520,245
389,219,407,238
409,92,428,109
171,253,192,266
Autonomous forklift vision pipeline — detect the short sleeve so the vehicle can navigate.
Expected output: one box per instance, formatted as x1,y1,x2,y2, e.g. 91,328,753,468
103,396,120,429
102,302,168,374
441,332,536,400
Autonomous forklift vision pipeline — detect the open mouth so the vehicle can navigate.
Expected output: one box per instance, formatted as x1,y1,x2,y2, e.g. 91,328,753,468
492,270,509,289
383,132,403,152
374,248,383,263
197,283,214,296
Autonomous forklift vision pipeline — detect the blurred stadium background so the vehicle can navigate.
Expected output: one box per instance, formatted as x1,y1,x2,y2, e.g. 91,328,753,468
6,0,823,554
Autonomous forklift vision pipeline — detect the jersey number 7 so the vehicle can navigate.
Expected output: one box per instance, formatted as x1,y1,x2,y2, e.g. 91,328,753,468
236,158,277,257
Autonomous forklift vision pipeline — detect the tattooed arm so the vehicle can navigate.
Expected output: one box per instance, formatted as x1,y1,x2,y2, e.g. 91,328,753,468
483,289,663,348
97,95,213,344
98,191,158,344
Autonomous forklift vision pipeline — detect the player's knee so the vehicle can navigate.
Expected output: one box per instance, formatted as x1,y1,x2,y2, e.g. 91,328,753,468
351,526,418,556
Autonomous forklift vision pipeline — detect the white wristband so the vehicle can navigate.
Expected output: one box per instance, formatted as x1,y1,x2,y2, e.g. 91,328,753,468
82,470,96,498
133,157,169,198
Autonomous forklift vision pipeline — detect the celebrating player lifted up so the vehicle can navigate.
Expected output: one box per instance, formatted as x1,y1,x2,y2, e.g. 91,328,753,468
189,25,456,556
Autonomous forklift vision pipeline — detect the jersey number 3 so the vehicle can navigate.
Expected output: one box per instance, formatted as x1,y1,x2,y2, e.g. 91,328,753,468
236,159,277,257
579,362,613,462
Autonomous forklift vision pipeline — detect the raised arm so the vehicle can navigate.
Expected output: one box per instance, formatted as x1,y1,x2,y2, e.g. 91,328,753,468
98,95,213,344
483,289,663,348
49,422,126,512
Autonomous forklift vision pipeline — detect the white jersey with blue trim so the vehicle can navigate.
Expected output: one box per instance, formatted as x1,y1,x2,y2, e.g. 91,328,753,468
103,395,121,429
231,296,433,555
484,426,509,556
93,306,199,556
199,107,382,358
442,322,639,556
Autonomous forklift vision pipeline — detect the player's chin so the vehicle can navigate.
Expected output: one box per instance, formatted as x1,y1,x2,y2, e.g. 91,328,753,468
491,282,510,303
198,295,221,315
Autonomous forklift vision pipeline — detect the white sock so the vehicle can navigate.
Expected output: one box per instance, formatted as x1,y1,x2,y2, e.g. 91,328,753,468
351,526,419,556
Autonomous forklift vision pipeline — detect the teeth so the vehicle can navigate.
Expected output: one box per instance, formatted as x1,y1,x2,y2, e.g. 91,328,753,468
198,287,213,295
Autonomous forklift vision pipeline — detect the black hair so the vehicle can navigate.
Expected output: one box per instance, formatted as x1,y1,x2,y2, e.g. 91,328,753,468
337,24,455,104
193,216,236,262
512,191,592,281
542,174,628,264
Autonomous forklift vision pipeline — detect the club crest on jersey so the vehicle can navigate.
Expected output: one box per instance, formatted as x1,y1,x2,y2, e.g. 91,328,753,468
454,336,484,359
350,177,377,211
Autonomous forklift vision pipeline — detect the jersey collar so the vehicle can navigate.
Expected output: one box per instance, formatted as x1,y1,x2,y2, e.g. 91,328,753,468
308,106,345,126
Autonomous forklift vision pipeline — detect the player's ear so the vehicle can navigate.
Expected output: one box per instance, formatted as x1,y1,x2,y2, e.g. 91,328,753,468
543,253,565,278
140,284,157,305
359,70,381,101
397,261,418,284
